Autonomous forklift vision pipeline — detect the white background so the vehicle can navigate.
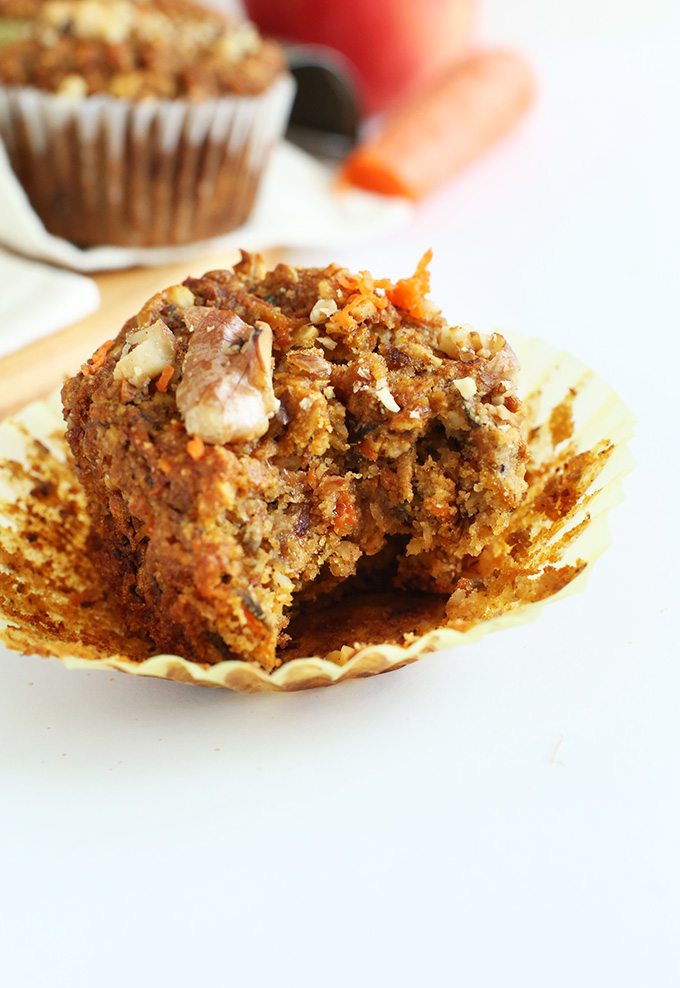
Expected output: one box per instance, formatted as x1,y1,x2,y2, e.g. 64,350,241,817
1,3,679,987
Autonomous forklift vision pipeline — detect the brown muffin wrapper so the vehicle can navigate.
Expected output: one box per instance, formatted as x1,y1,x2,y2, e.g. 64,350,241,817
0,334,634,692
0,75,295,247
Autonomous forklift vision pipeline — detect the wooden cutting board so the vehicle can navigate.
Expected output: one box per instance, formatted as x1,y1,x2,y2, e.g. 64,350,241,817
0,248,280,420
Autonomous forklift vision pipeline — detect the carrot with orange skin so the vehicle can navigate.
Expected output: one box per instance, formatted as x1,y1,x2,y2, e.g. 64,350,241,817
341,50,534,201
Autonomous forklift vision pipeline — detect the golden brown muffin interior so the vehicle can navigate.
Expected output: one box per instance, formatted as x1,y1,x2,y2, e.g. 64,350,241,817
62,253,527,670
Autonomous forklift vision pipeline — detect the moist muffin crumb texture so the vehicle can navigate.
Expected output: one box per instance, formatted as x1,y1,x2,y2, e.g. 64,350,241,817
62,253,528,669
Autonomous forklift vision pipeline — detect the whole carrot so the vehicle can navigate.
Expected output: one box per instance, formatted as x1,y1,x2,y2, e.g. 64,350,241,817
341,50,534,200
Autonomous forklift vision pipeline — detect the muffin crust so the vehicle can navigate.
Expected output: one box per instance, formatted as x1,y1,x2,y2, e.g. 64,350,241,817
0,0,285,99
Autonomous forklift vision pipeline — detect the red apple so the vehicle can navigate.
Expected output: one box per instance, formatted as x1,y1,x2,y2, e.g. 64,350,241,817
243,0,477,115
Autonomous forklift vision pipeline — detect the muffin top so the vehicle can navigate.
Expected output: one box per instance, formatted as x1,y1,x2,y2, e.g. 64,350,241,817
0,0,285,99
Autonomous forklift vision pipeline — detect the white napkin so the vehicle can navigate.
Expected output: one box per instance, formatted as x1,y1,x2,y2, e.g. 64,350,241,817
0,250,100,360
0,139,412,273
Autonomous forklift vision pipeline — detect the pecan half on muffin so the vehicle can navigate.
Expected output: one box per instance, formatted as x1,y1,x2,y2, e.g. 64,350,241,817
0,0,293,246
62,252,527,669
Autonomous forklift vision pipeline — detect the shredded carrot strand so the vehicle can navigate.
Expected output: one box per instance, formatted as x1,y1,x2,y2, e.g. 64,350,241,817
241,606,265,636
336,254,434,327
156,364,174,393
90,340,114,370
385,249,433,319
81,339,114,376
186,437,205,461
337,272,358,291
334,270,390,329
333,490,358,537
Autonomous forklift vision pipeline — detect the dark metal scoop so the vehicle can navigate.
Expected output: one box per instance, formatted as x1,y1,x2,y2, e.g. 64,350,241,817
284,44,360,160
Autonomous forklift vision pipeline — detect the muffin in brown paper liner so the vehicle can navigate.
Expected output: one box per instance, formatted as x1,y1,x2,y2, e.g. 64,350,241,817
0,1,294,247
0,335,634,692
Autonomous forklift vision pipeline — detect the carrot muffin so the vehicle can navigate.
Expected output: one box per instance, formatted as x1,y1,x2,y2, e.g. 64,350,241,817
61,252,527,669
0,0,293,246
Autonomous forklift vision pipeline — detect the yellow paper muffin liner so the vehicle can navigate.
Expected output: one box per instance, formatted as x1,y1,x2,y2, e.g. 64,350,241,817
0,334,634,691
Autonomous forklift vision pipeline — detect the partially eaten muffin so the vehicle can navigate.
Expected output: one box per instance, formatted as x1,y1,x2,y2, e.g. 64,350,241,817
62,253,527,669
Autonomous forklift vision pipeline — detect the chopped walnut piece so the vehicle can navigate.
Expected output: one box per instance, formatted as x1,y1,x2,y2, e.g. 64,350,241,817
452,377,477,400
165,285,195,309
45,1,135,43
213,21,261,61
286,350,332,378
55,73,88,98
176,309,279,445
113,319,176,389
136,286,194,328
309,298,339,324
376,385,400,413
293,324,319,347
438,325,471,358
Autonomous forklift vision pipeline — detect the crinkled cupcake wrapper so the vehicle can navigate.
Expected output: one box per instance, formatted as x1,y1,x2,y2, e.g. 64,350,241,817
0,335,634,691
0,75,295,247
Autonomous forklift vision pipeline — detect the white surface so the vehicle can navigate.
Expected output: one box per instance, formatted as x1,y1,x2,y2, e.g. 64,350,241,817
0,250,100,359
1,16,679,988
480,0,680,42
0,139,411,271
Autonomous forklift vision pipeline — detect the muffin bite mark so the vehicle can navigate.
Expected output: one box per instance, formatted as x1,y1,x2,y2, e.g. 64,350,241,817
62,252,528,669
